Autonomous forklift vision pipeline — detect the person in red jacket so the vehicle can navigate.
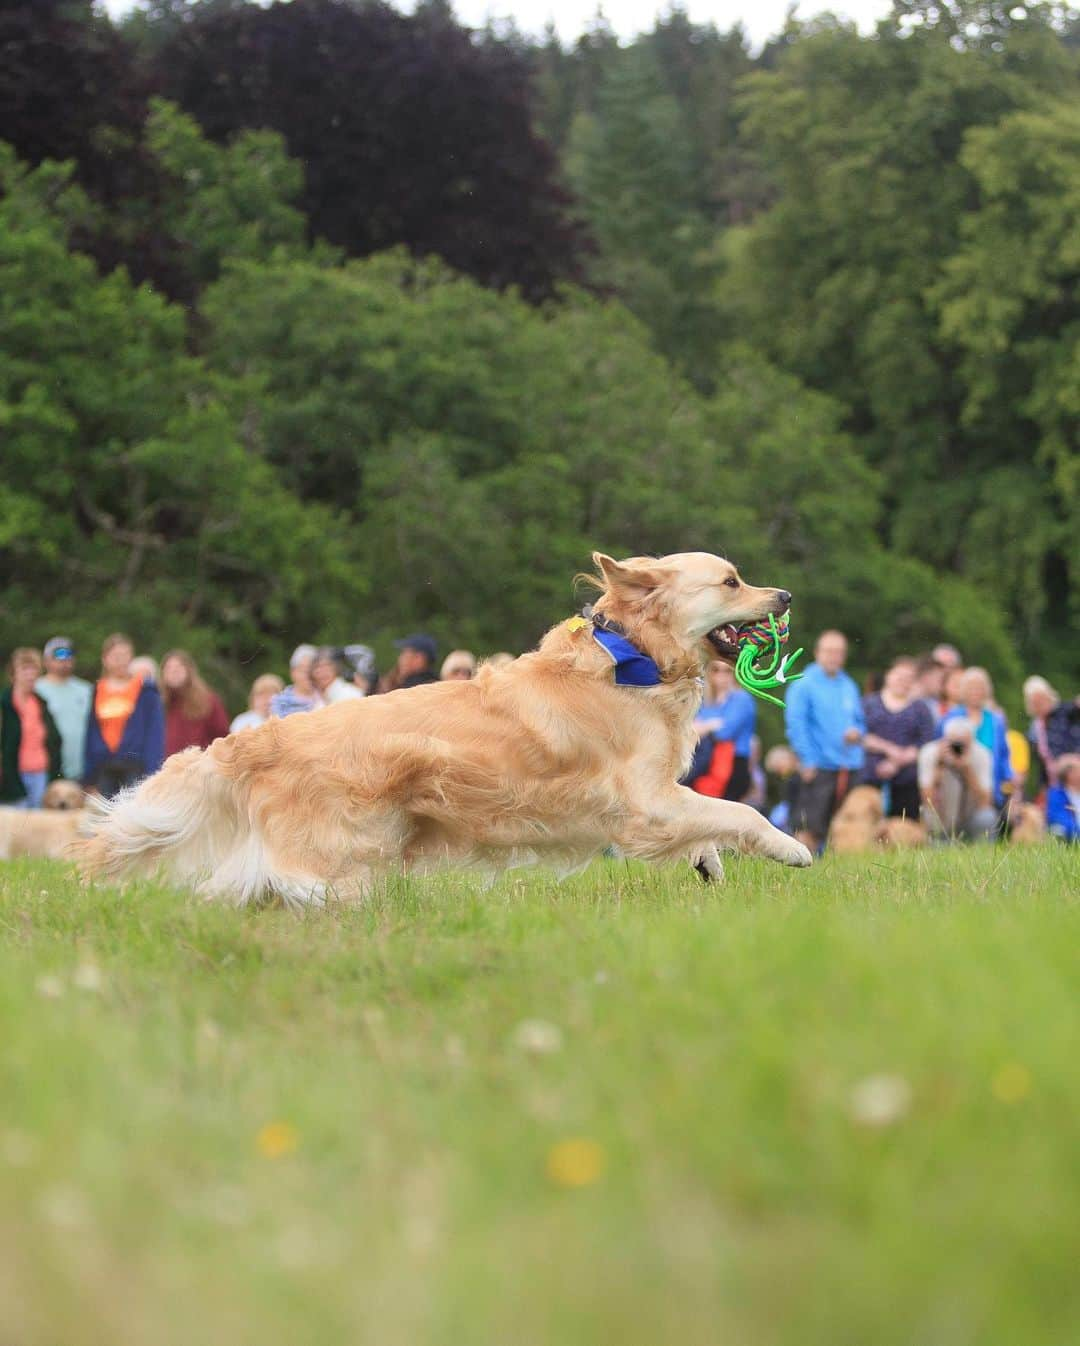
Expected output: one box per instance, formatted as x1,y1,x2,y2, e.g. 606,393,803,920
161,650,230,758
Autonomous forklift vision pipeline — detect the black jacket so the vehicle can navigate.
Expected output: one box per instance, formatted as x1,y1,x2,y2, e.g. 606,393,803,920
0,686,62,802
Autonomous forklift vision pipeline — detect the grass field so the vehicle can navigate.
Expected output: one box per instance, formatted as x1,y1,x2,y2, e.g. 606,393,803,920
2,845,1078,1346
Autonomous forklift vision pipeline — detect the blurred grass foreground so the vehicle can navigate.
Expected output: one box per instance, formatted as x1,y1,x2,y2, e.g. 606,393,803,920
2,846,1078,1346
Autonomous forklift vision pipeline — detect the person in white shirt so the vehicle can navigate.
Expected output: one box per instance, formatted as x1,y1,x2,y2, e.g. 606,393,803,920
229,673,285,733
918,717,998,839
311,647,364,705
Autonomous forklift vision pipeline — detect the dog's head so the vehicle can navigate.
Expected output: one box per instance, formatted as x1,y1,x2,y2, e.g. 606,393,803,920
42,779,85,811
588,552,792,664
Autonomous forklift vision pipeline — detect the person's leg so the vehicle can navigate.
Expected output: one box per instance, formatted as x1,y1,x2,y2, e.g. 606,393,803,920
18,771,48,809
964,806,1002,841
723,756,752,802
793,771,838,852
888,780,921,820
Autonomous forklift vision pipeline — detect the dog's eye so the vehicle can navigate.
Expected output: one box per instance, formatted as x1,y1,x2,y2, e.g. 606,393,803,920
723,577,739,588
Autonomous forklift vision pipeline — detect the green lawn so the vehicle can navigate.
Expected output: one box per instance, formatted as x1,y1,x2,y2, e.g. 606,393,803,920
2,846,1078,1346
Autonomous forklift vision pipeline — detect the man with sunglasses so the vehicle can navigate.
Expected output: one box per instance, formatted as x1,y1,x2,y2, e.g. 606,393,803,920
34,636,93,782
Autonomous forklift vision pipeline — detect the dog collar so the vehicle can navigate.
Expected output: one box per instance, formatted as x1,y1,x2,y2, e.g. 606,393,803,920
572,607,662,687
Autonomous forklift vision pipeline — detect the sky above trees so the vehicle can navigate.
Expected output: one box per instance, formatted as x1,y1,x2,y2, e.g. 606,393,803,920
99,0,893,46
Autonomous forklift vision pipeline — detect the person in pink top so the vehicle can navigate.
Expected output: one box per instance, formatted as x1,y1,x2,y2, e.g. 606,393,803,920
160,650,231,758
1,648,62,807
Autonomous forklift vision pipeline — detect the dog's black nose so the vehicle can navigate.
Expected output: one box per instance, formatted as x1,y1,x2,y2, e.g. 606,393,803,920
776,590,792,610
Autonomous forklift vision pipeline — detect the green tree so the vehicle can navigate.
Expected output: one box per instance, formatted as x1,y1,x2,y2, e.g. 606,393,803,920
933,99,1080,672
0,146,364,699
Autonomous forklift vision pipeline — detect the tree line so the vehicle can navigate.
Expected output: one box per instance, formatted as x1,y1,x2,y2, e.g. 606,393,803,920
1,0,1077,710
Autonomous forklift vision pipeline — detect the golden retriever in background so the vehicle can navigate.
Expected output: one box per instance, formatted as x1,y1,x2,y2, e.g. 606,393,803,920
827,785,884,854
828,785,927,853
877,817,928,849
0,780,85,861
77,552,812,906
1008,803,1046,845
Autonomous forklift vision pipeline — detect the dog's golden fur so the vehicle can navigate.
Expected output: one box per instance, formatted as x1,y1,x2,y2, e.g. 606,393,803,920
0,780,86,861
76,552,812,905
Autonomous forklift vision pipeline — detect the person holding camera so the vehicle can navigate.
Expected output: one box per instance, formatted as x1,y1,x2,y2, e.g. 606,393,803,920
918,717,998,840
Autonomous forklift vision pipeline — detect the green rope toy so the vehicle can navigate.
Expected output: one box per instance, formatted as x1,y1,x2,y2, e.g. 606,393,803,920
733,612,805,708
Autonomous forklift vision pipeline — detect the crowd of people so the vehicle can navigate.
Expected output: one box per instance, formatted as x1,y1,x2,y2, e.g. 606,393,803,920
690,631,1079,848
1,626,1077,847
0,632,511,807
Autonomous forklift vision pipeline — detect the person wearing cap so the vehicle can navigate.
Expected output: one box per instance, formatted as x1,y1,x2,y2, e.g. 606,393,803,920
379,634,439,693
35,636,93,781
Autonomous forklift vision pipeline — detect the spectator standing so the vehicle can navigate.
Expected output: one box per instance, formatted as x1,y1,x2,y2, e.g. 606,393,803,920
860,656,935,820
441,650,477,681
784,630,865,852
379,634,439,692
344,645,378,696
1046,755,1080,842
1,649,62,807
311,647,364,704
34,636,92,782
689,660,756,800
84,634,165,798
919,718,998,840
940,667,1011,808
230,674,284,733
931,643,962,673
270,645,322,718
939,666,967,723
161,650,230,757
915,653,950,722
1025,676,1080,793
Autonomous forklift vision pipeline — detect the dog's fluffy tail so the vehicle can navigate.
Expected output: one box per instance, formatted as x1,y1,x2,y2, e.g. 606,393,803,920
75,746,259,901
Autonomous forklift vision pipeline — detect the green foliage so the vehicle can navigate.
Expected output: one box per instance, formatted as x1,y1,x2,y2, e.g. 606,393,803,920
143,99,314,285
0,145,364,699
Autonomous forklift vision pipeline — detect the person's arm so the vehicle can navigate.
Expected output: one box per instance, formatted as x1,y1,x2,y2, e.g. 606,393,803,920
42,699,63,781
208,694,230,745
707,693,755,747
143,688,166,776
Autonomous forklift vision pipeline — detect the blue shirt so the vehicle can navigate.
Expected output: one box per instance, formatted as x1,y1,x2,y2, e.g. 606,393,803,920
784,662,865,771
695,689,756,757
34,675,93,780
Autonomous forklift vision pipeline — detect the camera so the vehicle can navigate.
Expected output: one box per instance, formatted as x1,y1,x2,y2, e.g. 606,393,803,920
949,741,966,757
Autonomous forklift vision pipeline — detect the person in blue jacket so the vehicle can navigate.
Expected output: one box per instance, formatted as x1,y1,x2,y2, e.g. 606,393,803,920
939,666,1012,811
1046,755,1079,842
689,659,756,799
784,629,865,851
83,633,165,798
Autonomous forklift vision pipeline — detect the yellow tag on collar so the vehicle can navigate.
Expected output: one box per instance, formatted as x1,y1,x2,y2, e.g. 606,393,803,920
565,615,590,632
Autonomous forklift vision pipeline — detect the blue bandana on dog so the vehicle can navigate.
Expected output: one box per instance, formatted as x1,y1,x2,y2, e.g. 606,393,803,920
591,625,662,687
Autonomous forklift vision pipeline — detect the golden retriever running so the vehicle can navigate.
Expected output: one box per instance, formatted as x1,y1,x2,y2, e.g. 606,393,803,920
77,552,812,905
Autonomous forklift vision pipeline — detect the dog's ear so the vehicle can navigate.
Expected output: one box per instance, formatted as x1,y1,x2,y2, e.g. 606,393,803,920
592,553,662,599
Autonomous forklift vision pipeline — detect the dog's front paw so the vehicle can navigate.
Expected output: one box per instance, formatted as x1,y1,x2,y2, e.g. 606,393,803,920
783,839,814,867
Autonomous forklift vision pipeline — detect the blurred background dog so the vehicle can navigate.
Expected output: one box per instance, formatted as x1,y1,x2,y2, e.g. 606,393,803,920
0,780,85,860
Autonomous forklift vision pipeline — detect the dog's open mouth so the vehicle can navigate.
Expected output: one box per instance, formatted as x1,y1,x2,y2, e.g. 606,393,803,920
705,623,745,662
